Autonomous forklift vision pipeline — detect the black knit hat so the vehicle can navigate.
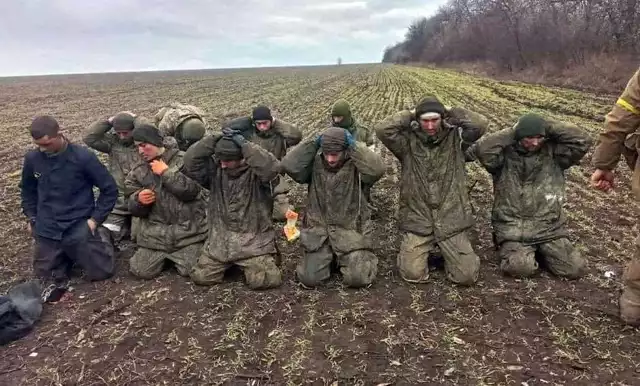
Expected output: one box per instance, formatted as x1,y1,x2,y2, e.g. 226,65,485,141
252,105,273,121
415,96,446,119
214,137,243,161
132,124,163,147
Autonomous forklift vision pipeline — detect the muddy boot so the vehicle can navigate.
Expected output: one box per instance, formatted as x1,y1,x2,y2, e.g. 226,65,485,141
620,260,640,326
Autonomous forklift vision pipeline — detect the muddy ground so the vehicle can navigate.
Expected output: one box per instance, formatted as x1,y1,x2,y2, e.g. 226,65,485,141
0,64,638,385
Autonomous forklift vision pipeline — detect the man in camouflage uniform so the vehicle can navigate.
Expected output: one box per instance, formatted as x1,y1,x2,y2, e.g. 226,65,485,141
225,105,302,221
125,124,208,279
375,95,488,286
471,113,591,279
154,103,211,151
591,67,640,325
183,129,283,290
330,99,375,150
281,126,384,288
83,112,146,246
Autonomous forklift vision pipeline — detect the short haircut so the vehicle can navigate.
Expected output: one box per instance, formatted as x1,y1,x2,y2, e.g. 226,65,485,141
30,115,60,139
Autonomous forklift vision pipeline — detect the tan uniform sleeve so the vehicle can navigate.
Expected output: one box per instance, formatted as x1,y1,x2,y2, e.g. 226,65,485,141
592,68,640,170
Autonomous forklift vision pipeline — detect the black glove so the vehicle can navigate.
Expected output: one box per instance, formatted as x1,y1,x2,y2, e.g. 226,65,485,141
231,133,246,146
222,127,241,137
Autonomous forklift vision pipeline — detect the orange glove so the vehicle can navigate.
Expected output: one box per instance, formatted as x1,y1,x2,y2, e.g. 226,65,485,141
150,159,169,175
138,189,156,205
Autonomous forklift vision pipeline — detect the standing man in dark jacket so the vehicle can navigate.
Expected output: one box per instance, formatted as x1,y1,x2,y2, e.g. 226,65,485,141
471,113,591,279
375,96,488,286
20,116,118,297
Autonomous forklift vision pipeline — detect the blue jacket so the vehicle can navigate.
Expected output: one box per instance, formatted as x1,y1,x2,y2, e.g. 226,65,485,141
20,143,118,241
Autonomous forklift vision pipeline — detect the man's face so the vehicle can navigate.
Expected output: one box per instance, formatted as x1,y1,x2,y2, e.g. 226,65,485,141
419,116,442,136
254,120,272,131
116,129,134,143
520,135,545,152
220,159,245,169
34,134,63,153
332,115,344,124
323,151,346,168
136,142,161,161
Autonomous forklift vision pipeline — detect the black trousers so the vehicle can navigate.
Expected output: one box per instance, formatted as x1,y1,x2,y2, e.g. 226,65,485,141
33,221,115,284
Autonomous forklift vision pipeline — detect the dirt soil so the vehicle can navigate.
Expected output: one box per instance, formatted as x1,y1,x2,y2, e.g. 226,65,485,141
0,64,638,385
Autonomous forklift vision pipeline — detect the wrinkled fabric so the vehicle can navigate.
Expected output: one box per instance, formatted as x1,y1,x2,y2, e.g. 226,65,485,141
296,241,378,288
191,252,282,289
282,140,384,253
281,139,384,286
341,117,375,147
375,107,488,241
83,117,146,216
499,239,585,279
397,232,479,286
226,116,302,220
472,121,592,245
154,103,212,151
183,136,281,266
34,222,115,283
621,252,640,326
124,148,208,252
130,243,202,279
0,280,43,346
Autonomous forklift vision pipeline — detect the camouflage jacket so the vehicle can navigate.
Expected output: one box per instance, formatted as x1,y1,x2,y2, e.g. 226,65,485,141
472,121,592,245
281,140,385,254
375,107,488,240
592,68,640,198
124,148,208,252
227,116,302,160
341,117,375,147
155,103,212,150
183,136,280,262
83,117,146,215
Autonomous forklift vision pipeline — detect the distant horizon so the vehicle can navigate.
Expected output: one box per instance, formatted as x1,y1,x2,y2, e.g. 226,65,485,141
0,61,387,79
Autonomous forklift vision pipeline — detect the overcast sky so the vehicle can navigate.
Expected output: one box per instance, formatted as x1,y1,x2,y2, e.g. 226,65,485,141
0,0,448,76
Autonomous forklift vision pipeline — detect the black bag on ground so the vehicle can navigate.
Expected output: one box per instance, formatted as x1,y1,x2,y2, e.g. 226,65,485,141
0,280,43,345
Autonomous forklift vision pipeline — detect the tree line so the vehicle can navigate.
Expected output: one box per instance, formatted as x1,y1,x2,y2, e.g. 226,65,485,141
382,0,639,73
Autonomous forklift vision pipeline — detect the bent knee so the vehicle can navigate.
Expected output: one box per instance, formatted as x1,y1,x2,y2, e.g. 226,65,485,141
447,255,480,286
296,268,323,288
343,252,378,288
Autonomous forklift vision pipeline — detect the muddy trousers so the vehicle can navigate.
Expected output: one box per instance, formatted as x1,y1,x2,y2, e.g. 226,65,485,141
398,232,480,286
130,243,202,280
297,241,378,288
102,212,131,244
34,223,115,284
499,238,585,279
190,252,282,290
272,193,291,222
620,235,640,326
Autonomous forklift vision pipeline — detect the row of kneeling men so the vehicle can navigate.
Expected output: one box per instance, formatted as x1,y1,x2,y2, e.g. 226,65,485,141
21,96,596,297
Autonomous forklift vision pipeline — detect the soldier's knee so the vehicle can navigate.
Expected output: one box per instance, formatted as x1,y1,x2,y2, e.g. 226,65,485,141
561,255,586,280
342,251,378,288
129,253,162,280
190,269,224,286
245,257,283,290
296,266,323,288
447,254,480,286
500,244,537,278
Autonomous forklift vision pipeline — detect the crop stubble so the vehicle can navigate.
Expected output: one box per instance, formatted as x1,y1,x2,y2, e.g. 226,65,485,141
0,64,638,385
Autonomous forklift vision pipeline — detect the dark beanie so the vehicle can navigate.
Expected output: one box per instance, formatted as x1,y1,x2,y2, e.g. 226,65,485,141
214,137,243,161
514,113,548,140
112,113,135,131
415,95,446,119
132,124,163,147
252,105,273,121
30,115,60,139
321,127,347,153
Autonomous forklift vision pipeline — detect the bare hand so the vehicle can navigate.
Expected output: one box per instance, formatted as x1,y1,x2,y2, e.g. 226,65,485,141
590,169,615,192
87,218,97,235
